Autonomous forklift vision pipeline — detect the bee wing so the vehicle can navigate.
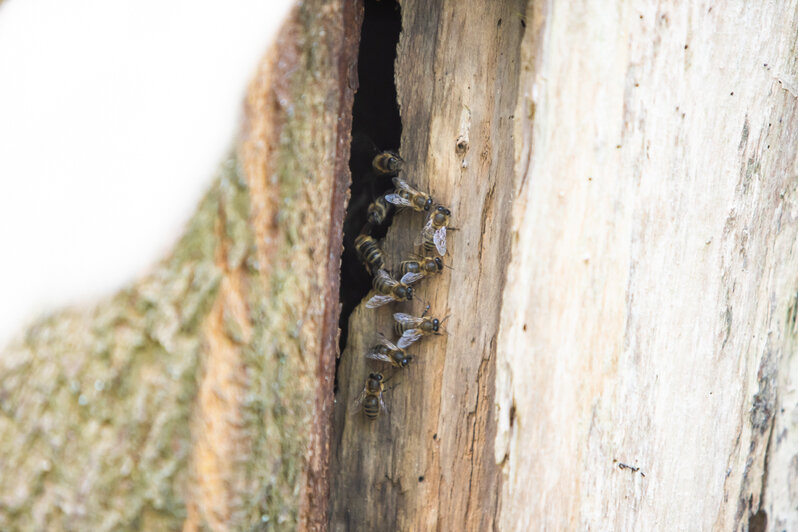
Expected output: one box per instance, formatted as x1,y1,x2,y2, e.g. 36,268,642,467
392,176,412,191
379,335,401,351
393,312,424,328
365,350,395,364
400,272,424,285
434,226,447,256
379,391,389,413
351,388,367,415
366,294,394,308
384,193,412,208
416,215,435,246
374,268,389,280
423,213,435,231
397,329,423,349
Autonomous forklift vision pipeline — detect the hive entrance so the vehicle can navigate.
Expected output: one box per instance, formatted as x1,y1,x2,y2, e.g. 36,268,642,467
337,0,403,365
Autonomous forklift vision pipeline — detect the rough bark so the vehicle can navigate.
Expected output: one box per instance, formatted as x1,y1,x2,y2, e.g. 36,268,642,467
0,2,360,530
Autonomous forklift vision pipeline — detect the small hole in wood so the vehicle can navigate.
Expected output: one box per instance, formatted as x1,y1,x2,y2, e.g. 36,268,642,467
749,509,766,532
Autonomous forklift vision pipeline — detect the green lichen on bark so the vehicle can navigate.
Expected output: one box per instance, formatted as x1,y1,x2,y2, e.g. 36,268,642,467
0,164,228,531
0,0,350,529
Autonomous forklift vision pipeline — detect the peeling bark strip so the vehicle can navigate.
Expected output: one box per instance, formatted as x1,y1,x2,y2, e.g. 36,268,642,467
496,1,798,530
330,0,526,530
0,1,357,530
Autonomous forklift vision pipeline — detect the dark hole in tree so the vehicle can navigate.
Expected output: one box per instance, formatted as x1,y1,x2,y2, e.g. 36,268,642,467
336,0,402,392
748,509,767,532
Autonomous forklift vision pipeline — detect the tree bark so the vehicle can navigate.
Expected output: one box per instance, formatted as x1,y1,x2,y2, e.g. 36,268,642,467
0,2,360,530
3,0,798,531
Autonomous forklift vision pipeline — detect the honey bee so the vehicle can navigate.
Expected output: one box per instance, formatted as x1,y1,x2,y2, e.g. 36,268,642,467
372,151,404,176
355,234,386,275
419,205,451,256
352,372,387,420
397,255,444,278
366,269,423,308
385,177,433,212
366,335,413,368
393,310,448,348
366,194,393,226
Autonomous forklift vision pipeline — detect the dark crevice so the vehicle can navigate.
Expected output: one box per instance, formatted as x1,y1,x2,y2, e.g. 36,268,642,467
336,0,402,391
749,510,767,532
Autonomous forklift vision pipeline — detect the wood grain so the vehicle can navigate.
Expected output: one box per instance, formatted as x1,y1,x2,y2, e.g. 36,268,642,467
330,1,526,530
495,1,798,530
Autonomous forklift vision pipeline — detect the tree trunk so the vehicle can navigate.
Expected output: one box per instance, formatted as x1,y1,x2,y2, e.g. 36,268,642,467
495,2,798,530
3,0,798,531
332,1,798,531
330,0,524,530
0,1,359,530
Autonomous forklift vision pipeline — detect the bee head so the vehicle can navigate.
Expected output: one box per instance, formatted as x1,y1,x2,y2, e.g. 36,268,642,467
400,355,413,367
432,319,440,332
387,154,403,172
405,286,414,300
433,206,450,225
424,197,433,211
434,257,443,271
370,373,383,381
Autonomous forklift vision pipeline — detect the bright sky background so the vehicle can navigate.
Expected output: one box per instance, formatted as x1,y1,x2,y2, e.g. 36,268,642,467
0,0,294,348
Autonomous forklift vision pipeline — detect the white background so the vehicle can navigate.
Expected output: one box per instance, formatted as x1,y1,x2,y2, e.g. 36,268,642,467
0,0,293,347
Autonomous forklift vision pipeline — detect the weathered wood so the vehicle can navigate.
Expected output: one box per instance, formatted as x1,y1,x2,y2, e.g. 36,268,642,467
0,2,359,530
330,1,525,530
4,0,798,530
331,0,798,531
495,1,798,530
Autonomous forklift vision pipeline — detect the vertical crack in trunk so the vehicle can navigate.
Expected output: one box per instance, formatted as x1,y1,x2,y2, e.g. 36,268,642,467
336,0,403,386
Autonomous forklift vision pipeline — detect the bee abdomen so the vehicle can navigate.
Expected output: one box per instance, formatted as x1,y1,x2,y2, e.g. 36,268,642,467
367,195,391,226
355,234,385,274
373,274,392,294
363,396,380,420
398,260,420,276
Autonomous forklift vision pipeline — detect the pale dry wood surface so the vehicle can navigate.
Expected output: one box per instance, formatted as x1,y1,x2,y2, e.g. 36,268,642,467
496,1,798,531
0,1,358,530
